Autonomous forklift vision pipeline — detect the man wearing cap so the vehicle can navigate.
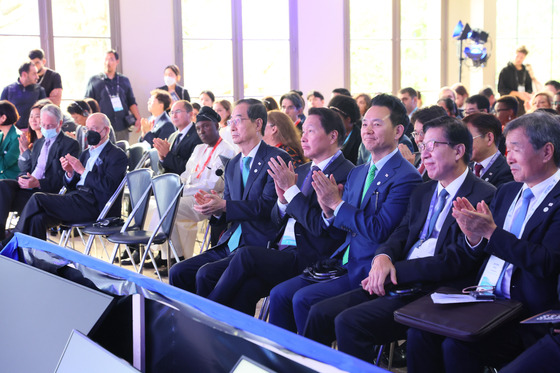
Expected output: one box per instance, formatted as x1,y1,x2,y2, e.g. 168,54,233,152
153,100,202,175
169,99,292,295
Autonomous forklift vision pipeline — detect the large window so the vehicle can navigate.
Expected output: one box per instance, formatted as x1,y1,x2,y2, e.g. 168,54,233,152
495,0,560,90
180,0,291,102
349,0,441,104
0,2,41,91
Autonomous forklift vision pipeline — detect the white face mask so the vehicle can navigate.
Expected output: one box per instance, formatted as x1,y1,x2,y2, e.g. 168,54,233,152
164,76,176,87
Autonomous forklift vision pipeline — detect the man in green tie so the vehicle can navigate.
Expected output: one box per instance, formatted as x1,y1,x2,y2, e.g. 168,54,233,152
303,115,497,363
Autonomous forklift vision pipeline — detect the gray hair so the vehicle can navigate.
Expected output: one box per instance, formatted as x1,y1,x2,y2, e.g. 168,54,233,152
504,112,560,166
88,112,111,129
40,104,62,123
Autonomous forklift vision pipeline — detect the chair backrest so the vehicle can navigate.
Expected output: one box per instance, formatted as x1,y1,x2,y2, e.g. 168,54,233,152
127,143,147,171
126,168,153,229
152,173,184,237
148,148,162,175
115,140,130,153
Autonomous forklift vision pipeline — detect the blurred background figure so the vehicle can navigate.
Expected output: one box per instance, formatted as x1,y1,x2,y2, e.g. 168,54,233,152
262,96,279,111
157,64,190,103
307,91,325,109
263,110,306,167
0,100,21,180
199,90,215,107
354,93,372,119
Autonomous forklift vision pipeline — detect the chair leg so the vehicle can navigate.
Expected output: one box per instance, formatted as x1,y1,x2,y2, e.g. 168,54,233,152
257,296,270,321
138,244,162,281
84,235,95,255
375,344,384,366
387,341,395,370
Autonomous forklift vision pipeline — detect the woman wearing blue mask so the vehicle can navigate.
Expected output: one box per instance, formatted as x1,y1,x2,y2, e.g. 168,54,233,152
157,64,190,104
0,100,22,180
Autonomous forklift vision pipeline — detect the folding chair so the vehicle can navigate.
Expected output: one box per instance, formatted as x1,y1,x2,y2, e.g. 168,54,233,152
127,142,148,171
107,173,184,281
148,148,162,175
115,140,130,153
81,168,153,258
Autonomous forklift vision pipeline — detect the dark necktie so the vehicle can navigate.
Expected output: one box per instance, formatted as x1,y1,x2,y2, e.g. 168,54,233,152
301,165,320,196
474,163,483,177
172,133,182,152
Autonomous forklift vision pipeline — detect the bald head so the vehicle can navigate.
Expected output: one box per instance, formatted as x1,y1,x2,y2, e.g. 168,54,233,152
86,113,111,147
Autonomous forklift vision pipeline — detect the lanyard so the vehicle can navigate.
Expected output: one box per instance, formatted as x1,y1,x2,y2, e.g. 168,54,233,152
194,138,222,179
343,130,353,145
104,75,120,97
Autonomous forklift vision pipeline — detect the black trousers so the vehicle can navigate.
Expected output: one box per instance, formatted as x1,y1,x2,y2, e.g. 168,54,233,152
0,180,36,239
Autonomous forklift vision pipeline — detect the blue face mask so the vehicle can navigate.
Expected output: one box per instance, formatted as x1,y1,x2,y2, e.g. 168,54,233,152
41,127,58,139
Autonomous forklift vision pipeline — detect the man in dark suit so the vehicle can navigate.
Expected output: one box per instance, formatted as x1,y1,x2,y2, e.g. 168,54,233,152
206,107,355,315
0,104,79,239
2,113,127,242
268,94,423,333
465,112,513,188
169,99,292,295
152,100,201,175
302,116,496,361
139,89,176,147
407,112,560,372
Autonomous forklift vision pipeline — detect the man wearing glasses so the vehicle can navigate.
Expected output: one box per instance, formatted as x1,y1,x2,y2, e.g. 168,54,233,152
463,94,491,116
302,116,496,363
169,99,292,295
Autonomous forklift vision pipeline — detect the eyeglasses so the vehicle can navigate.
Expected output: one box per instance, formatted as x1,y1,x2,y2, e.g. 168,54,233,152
553,101,560,106
170,110,185,115
472,134,483,140
411,130,424,139
418,140,455,152
227,117,250,126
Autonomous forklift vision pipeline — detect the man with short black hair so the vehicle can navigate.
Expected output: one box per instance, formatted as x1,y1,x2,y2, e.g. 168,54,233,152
84,50,141,141
479,86,496,111
398,87,419,118
307,91,324,108
28,49,63,106
554,92,560,115
280,91,305,131
1,62,46,130
464,94,491,115
139,89,175,147
544,80,560,94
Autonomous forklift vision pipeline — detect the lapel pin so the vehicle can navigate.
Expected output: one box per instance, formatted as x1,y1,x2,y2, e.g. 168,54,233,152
385,173,389,177
254,169,257,173
548,202,553,206
377,181,381,185
485,178,489,181
544,207,550,212
258,162,261,166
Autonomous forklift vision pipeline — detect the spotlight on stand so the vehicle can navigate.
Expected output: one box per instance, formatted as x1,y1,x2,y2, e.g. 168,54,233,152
453,20,492,82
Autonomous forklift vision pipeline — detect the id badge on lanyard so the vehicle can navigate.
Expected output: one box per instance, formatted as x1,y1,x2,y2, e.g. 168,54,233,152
111,95,124,112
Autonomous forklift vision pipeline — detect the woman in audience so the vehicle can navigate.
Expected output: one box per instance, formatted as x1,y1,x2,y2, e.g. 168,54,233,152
214,99,234,147
157,64,190,103
264,110,306,167
18,101,45,171
262,96,279,111
437,97,459,117
354,93,372,118
84,98,100,113
0,101,21,180
67,100,116,150
199,90,215,107
529,91,553,112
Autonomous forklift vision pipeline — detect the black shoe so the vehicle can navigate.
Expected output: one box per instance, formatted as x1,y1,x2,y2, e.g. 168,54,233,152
153,256,184,276
121,250,140,266
152,252,166,267
382,341,407,368
49,227,58,237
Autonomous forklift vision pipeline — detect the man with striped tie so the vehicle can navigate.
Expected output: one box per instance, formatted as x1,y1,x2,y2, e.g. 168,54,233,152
407,111,560,373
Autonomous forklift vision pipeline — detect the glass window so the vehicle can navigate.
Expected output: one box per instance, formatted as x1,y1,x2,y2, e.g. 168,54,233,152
0,2,41,91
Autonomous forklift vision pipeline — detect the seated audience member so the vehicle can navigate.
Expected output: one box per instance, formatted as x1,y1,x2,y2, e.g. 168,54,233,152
479,86,496,112
307,91,325,108
544,80,560,94
398,87,419,123
331,88,351,98
464,113,513,187
139,89,176,147
84,97,100,113
263,110,306,167
146,106,236,268
439,86,457,102
262,96,279,111
18,101,45,169
464,94,491,115
0,101,22,180
354,93,372,119
451,83,469,110
28,48,63,106
499,332,560,373
213,99,235,149
0,104,79,239
304,116,496,361
67,100,115,151
494,95,519,154
407,112,560,373
157,64,190,103
199,90,215,107
1,62,46,130
328,95,361,165
1,113,127,243
206,107,355,315
280,91,305,131
399,105,447,181
554,92,560,114
437,97,459,117
267,94,423,333
168,99,292,295
191,102,200,122
152,100,201,175
529,91,553,112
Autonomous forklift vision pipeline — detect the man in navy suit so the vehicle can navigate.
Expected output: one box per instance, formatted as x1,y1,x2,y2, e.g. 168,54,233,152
3,113,127,241
0,104,79,239
139,89,176,147
302,116,496,360
464,112,513,187
267,94,423,333
169,99,292,295
205,107,355,315
407,111,560,373
152,100,201,175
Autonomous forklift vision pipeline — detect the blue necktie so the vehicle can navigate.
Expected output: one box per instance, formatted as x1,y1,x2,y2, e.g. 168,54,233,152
427,189,449,238
301,165,320,196
228,156,252,251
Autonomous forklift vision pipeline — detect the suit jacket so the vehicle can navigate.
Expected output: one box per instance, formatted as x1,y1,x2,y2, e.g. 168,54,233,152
470,153,513,188
20,131,80,193
66,141,128,217
160,124,201,175
212,141,292,248
140,112,176,147
0,125,21,180
271,154,355,271
479,181,560,315
376,171,496,289
157,84,190,102
330,150,423,285
341,124,362,165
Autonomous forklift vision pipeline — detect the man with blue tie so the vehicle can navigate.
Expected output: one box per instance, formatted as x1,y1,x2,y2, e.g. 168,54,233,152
407,111,560,373
302,115,496,361
205,107,355,315
169,99,291,295
267,94,423,333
